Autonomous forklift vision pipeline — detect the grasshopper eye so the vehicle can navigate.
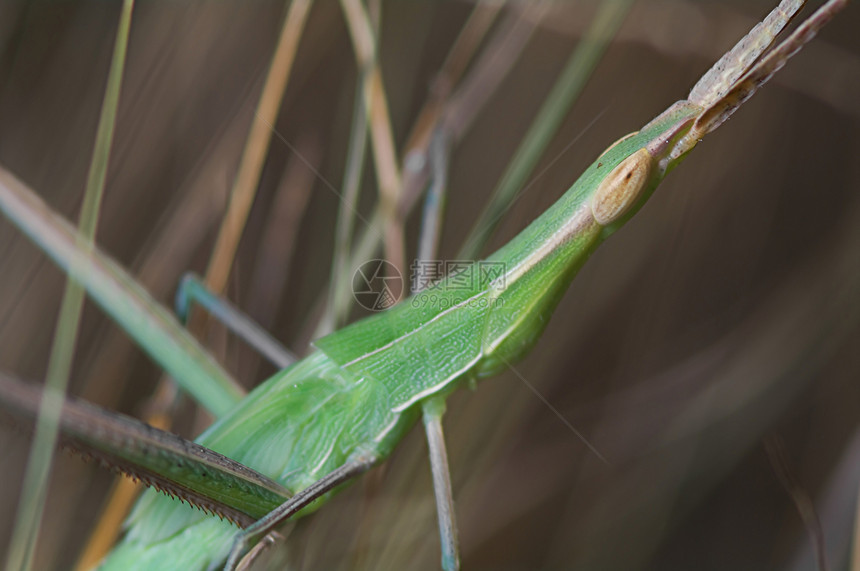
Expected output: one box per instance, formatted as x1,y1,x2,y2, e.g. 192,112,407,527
591,148,654,226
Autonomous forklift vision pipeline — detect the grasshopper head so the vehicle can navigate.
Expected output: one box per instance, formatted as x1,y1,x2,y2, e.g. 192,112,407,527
666,0,848,165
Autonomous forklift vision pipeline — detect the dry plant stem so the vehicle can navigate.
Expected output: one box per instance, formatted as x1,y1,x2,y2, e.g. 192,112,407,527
400,4,547,218
324,4,543,322
320,78,369,337
435,4,502,94
73,83,259,566
442,3,549,141
243,134,320,377
312,5,540,331
317,0,383,338
400,3,502,157
339,0,405,278
245,136,320,330
415,131,451,271
5,2,134,569
71,6,322,555
203,0,312,296
0,3,848,568
340,4,543,290
316,2,500,336
78,2,313,560
166,0,312,403
74,77,259,405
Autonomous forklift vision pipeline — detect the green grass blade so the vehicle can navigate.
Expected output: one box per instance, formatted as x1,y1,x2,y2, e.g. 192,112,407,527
458,0,634,260
0,167,244,416
0,0,244,420
4,2,136,569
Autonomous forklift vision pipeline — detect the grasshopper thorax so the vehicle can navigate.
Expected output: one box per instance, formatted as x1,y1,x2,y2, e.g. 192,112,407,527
591,148,654,226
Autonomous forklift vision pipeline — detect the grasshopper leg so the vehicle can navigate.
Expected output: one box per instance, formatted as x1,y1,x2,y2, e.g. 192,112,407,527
422,395,460,571
413,126,459,571
224,454,377,571
174,272,296,368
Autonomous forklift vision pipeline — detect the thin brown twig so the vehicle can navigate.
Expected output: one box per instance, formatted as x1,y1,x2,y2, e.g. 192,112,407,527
308,4,541,336
243,133,320,379
72,73,262,571
339,0,405,281
441,3,550,142
204,0,313,296
306,3,510,338
400,3,502,158
401,4,548,218
74,2,313,562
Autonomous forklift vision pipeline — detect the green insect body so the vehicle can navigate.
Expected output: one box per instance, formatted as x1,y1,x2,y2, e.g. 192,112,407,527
0,1,845,567
98,101,700,569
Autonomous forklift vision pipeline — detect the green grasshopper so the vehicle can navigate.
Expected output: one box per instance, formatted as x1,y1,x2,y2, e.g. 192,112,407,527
0,0,850,569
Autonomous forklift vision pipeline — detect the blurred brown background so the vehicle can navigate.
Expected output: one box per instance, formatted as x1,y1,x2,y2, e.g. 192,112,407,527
0,1,859,569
